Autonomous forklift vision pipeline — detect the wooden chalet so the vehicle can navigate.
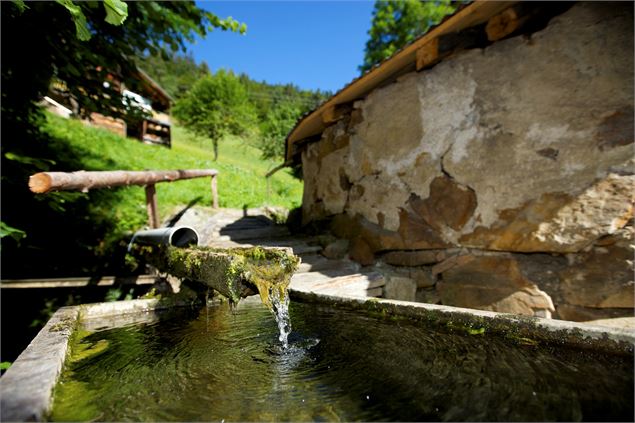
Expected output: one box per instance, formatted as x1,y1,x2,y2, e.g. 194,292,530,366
44,67,173,147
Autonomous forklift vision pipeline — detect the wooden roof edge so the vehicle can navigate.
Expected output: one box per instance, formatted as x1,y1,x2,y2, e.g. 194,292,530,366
284,0,518,162
136,67,174,104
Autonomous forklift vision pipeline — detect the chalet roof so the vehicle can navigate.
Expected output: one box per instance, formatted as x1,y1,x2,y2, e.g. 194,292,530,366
284,0,517,162
136,67,173,106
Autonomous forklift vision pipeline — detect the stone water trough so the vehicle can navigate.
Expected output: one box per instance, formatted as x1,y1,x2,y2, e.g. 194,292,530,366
2,274,634,421
0,235,635,421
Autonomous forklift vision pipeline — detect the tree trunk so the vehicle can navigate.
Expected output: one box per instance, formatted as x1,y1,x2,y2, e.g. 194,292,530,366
213,139,219,161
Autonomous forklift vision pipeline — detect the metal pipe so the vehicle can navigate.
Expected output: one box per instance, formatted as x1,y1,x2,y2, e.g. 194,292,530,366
129,226,199,249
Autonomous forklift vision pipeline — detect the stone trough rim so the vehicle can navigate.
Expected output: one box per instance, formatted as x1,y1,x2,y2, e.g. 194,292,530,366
1,295,633,422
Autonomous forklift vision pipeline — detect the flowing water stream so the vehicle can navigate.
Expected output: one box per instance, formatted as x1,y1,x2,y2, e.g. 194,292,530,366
50,298,634,421
269,286,291,349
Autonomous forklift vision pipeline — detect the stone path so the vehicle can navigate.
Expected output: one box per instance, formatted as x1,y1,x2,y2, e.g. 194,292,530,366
170,206,385,298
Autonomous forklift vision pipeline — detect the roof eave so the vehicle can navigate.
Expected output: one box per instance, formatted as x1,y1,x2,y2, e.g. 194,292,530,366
284,0,517,162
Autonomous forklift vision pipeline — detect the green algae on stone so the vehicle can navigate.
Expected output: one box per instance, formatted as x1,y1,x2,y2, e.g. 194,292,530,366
64,328,109,364
132,244,299,308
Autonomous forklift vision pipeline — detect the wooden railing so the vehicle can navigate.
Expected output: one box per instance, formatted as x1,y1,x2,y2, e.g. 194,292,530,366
29,169,219,228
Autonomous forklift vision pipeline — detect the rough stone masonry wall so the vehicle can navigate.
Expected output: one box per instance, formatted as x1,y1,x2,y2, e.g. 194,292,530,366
301,2,634,320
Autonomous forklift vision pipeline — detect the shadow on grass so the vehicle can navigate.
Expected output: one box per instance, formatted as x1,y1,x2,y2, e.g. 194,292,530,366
1,115,144,279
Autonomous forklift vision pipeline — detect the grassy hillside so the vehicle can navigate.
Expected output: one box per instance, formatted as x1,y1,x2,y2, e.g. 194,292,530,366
1,112,302,278
45,113,302,217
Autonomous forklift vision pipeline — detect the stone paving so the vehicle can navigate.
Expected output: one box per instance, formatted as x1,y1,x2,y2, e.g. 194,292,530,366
170,206,385,298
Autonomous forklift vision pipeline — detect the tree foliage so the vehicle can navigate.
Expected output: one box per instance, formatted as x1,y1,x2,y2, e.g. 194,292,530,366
1,0,245,133
238,75,328,121
360,0,457,72
136,52,211,100
161,64,329,162
257,104,303,161
0,1,246,278
172,70,257,161
237,75,329,161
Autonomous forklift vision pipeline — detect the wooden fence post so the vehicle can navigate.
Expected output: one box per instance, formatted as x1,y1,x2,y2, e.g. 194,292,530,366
211,174,219,209
145,184,159,228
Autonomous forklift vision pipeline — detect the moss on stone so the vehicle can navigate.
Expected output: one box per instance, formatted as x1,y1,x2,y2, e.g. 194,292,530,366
131,244,299,309
69,339,110,363
48,318,76,333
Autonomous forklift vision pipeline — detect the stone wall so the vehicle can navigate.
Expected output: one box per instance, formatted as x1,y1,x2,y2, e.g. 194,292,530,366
300,2,634,320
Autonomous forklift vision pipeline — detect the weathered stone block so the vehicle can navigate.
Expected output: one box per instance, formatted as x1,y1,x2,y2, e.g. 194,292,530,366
410,267,436,288
407,176,477,231
349,237,374,266
556,304,635,323
381,250,446,266
459,175,635,253
431,254,475,276
397,208,452,249
437,256,555,316
322,238,350,260
383,276,417,302
559,233,635,308
376,262,436,288
515,253,569,307
415,287,441,304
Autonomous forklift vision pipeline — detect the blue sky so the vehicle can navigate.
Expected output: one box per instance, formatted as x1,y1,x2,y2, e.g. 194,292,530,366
189,1,376,93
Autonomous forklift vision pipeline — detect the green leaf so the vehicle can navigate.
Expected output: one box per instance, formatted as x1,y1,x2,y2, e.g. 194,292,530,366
467,327,485,335
12,0,28,13
56,0,92,41
103,0,128,26
0,221,27,244
4,152,56,170
0,362,12,371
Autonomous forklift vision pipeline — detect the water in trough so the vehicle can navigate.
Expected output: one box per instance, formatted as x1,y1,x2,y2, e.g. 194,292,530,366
50,298,633,421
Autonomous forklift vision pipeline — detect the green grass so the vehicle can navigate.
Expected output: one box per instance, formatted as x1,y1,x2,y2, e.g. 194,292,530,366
1,112,302,277
42,113,302,228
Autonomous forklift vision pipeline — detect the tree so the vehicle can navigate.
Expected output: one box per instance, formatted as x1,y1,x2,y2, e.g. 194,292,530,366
0,1,246,279
172,70,257,161
231,73,329,162
1,1,245,134
258,104,303,161
360,0,457,72
137,52,211,100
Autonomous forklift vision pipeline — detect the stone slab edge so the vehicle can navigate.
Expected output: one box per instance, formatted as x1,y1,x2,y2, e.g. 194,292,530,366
0,298,176,422
289,288,635,356
0,305,79,422
3,292,633,421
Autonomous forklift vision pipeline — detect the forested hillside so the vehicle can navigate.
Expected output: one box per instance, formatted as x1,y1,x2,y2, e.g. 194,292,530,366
139,52,330,161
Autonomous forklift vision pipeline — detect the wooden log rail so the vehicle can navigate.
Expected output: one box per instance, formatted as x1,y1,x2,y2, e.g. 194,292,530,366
29,169,219,228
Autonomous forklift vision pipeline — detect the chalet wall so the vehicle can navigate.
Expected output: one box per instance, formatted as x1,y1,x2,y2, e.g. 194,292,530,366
88,113,126,138
300,2,634,320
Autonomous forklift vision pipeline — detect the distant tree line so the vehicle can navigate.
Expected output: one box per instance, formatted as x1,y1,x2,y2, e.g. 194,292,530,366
138,52,329,162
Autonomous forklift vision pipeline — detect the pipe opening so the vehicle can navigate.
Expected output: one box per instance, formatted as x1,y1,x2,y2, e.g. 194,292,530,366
170,227,199,247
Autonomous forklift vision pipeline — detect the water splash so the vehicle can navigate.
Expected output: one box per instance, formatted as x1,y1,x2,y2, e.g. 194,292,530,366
270,286,291,348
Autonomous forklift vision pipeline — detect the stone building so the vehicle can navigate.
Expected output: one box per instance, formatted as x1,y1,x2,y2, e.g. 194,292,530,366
284,1,634,321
